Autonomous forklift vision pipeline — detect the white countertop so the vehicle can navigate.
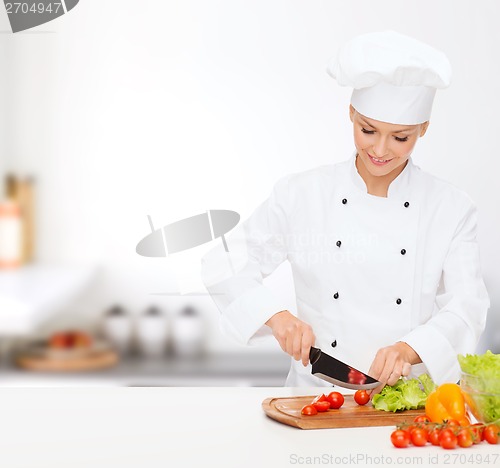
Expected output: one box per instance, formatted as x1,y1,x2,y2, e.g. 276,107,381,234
0,387,498,468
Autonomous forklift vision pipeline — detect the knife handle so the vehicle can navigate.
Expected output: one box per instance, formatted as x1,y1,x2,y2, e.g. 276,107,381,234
309,346,321,365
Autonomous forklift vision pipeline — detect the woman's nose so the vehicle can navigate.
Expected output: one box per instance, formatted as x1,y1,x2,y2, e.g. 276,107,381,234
372,136,390,158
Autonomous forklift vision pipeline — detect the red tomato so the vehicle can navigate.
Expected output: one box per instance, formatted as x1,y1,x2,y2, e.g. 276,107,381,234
406,424,417,434
312,401,330,412
327,392,344,409
410,428,428,447
311,394,328,404
391,429,410,448
354,390,369,406
301,404,318,416
444,419,460,428
457,428,473,448
470,423,484,444
439,429,457,450
413,415,431,424
483,424,499,445
428,428,441,446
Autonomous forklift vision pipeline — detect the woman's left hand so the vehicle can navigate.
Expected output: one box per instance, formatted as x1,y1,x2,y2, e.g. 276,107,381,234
367,341,421,396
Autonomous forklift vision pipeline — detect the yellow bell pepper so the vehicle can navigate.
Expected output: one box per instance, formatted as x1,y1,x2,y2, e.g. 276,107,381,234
425,383,470,426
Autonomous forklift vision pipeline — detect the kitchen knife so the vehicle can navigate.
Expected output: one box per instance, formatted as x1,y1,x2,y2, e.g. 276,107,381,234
309,346,380,390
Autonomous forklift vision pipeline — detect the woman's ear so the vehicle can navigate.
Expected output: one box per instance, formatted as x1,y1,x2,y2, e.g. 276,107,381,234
349,104,356,123
419,121,430,137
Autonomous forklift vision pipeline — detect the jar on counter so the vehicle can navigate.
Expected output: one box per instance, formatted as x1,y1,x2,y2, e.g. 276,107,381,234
0,200,22,269
136,306,169,358
171,305,205,358
102,305,133,355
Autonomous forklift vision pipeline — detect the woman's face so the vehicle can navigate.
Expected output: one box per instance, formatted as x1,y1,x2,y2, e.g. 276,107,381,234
350,105,429,177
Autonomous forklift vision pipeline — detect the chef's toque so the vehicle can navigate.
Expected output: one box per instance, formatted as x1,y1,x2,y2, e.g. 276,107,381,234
327,31,452,125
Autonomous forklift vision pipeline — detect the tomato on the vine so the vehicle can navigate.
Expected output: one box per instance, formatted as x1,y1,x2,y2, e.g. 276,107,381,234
470,423,484,444
301,404,317,416
428,428,441,446
354,390,369,406
312,401,330,412
457,428,473,448
439,428,457,450
326,391,344,409
410,428,428,447
483,424,499,445
391,429,410,448
414,415,431,424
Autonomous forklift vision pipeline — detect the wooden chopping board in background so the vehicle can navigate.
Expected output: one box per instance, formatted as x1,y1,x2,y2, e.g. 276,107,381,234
262,395,426,429
15,341,119,372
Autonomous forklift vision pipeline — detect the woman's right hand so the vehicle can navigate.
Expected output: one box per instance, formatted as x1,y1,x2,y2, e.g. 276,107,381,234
265,310,315,366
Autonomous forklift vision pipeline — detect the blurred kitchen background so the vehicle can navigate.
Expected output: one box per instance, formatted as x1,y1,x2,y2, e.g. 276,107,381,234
0,1,499,387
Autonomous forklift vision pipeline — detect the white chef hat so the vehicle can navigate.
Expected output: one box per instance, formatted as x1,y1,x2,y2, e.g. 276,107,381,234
327,31,452,125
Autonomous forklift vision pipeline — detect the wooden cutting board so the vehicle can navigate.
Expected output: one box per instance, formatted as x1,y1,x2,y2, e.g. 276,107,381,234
15,343,119,372
262,395,426,429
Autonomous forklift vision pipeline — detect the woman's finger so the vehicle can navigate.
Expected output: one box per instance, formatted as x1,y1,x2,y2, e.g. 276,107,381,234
291,329,302,361
300,329,315,366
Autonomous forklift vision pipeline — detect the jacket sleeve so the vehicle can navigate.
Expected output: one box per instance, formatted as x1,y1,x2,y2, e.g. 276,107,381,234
400,201,490,384
200,176,292,345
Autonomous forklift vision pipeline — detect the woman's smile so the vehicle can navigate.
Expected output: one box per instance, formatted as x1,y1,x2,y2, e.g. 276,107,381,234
367,153,394,166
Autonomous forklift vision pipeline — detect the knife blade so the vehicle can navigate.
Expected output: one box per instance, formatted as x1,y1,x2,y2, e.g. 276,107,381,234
309,346,380,390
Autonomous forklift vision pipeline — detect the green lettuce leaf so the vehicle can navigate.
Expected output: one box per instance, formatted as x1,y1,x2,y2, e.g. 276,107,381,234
372,374,436,412
458,350,500,423
418,373,437,396
372,391,405,412
399,379,428,408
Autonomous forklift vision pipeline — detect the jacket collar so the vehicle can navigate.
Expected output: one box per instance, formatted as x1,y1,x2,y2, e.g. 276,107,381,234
349,151,414,199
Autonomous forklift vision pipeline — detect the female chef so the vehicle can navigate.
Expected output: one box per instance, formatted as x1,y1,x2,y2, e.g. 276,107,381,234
201,31,490,390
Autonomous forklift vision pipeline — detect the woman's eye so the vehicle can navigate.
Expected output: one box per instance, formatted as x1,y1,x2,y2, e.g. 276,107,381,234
361,127,375,134
394,136,409,142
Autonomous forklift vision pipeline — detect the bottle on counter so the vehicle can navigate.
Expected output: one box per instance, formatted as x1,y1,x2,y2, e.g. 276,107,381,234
102,305,133,355
0,199,22,269
18,177,36,263
4,174,36,265
136,305,169,358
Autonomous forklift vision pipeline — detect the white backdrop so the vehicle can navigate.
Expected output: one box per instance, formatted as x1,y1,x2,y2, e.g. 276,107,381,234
1,0,498,352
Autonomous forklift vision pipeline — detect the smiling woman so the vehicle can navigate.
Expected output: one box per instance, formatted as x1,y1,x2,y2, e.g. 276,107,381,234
350,108,430,197
201,30,490,390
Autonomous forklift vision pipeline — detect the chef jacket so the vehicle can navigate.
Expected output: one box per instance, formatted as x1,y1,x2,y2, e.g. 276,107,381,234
201,153,490,386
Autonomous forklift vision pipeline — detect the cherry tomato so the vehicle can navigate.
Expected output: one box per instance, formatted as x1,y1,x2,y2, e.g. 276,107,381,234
414,415,431,424
301,404,318,416
457,428,473,448
391,429,410,448
444,419,460,428
406,424,417,435
410,428,428,447
354,390,369,406
470,423,484,444
439,428,457,450
312,401,330,412
428,428,441,446
311,394,328,404
483,424,499,445
327,392,344,409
